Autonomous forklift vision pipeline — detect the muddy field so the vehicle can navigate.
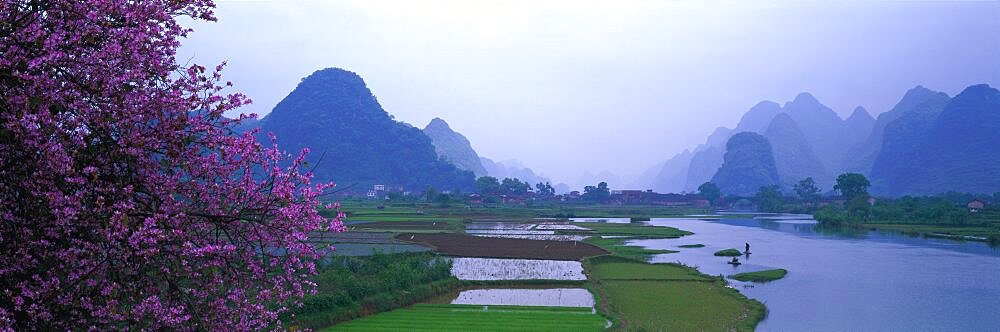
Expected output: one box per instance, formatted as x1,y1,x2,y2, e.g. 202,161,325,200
348,221,453,230
395,233,607,260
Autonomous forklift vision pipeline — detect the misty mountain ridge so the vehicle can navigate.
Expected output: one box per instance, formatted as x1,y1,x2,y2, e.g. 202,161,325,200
842,86,951,175
422,117,488,176
243,70,995,198
646,149,694,193
870,84,1000,196
711,132,780,196
257,67,475,191
764,113,828,191
644,83,998,197
675,92,848,192
479,157,552,187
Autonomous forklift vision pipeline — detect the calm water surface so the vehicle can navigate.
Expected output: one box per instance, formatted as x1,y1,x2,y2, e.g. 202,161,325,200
633,216,1000,331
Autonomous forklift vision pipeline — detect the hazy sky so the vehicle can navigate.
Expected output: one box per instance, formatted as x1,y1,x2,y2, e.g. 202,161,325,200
180,0,1000,188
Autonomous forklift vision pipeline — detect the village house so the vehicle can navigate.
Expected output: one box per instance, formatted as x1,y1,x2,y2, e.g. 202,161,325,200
608,189,710,207
467,193,484,206
968,199,985,213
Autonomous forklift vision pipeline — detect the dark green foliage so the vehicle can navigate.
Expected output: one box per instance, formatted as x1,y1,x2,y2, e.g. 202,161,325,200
713,248,742,256
870,84,1000,196
582,182,610,202
815,196,974,225
475,176,500,195
698,182,722,206
711,132,780,196
260,68,474,191
287,252,458,330
755,185,784,213
793,177,821,202
845,195,873,220
535,182,555,198
834,173,870,201
500,177,531,195
730,269,788,282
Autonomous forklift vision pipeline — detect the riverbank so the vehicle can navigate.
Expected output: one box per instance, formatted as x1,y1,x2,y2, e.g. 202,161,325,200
584,255,765,331
818,221,1000,244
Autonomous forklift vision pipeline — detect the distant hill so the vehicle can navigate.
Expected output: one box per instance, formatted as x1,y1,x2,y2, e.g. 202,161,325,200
480,157,551,185
574,170,622,190
663,84,1000,197
259,68,474,192
649,149,694,193
711,132,780,196
735,101,783,133
683,127,732,191
842,86,950,175
835,106,875,169
422,118,488,176
871,84,1000,195
764,113,828,191
780,93,851,173
627,160,666,190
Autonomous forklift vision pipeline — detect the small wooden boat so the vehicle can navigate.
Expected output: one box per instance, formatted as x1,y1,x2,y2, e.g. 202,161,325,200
727,261,742,266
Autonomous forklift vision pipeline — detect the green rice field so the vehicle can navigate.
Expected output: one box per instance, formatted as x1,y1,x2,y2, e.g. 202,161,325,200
323,304,607,331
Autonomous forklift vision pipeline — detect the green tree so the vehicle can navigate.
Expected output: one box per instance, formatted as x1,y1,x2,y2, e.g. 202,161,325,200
834,173,871,201
424,187,439,202
793,177,821,202
435,193,452,207
698,182,722,206
500,177,531,195
535,182,555,198
755,185,784,212
846,195,872,221
582,182,611,202
475,176,500,194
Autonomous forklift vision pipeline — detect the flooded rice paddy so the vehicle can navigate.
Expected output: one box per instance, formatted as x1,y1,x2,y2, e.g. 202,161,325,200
450,288,595,307
450,257,586,281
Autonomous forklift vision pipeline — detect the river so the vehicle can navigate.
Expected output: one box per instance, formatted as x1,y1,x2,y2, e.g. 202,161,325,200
632,215,1000,331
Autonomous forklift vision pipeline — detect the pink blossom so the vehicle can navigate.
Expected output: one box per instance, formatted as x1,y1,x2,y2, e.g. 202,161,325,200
0,0,343,329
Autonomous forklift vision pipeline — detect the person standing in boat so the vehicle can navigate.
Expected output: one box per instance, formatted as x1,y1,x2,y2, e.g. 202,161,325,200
745,242,750,253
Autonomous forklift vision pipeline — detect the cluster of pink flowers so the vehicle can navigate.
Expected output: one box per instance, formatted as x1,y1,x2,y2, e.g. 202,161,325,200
0,1,343,330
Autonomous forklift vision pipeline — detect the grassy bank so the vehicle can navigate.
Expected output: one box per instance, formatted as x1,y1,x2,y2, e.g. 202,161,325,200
574,222,689,261
714,248,743,256
584,256,765,331
584,236,677,261
730,269,788,282
813,200,1000,243
287,252,460,330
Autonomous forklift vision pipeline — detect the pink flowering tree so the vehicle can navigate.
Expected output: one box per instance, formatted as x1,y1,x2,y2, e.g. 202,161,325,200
0,1,344,329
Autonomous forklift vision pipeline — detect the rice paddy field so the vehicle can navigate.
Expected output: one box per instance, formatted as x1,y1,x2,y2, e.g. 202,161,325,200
585,256,765,332
322,304,607,332
298,201,764,331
